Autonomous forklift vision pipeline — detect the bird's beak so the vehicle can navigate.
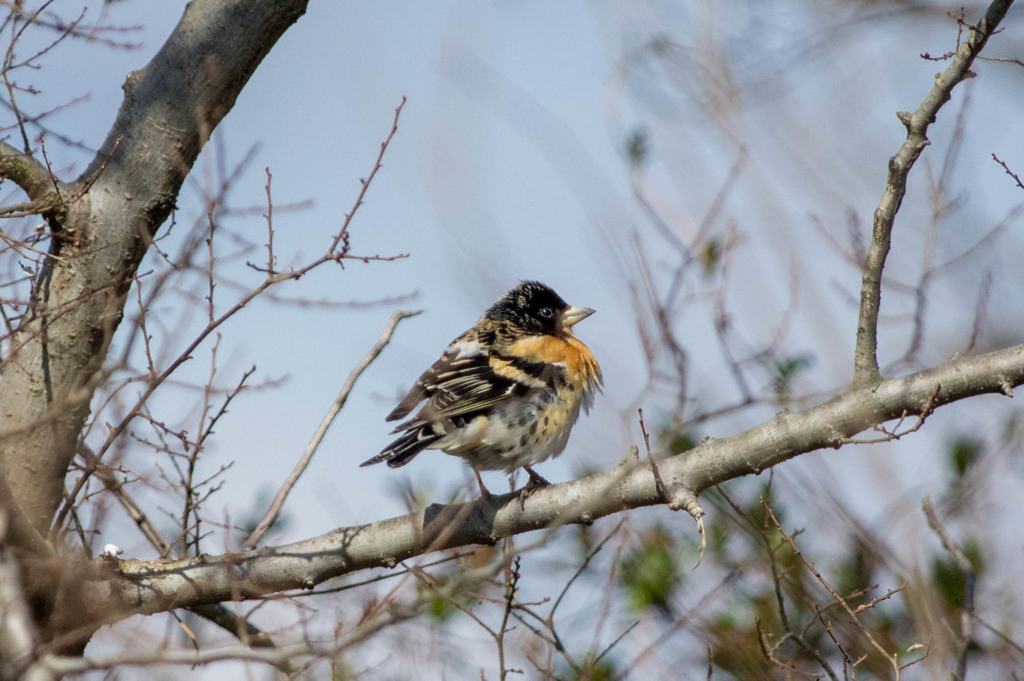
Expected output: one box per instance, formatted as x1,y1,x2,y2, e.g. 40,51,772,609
562,306,595,327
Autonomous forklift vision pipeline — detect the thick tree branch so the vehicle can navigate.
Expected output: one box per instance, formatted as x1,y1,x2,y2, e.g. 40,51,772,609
0,515,57,681
0,476,52,560
54,342,1024,643
34,641,342,676
80,0,308,221
0,0,310,535
853,0,1013,386
0,140,61,205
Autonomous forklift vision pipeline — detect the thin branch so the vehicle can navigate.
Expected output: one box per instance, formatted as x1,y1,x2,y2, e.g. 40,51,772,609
78,446,171,557
592,620,639,669
495,553,521,680
852,0,1012,386
186,604,275,650
0,139,61,203
756,492,840,681
242,309,420,550
763,501,906,677
969,612,1024,659
837,382,940,444
992,153,1024,191
504,519,627,676
327,96,406,256
922,496,975,681
262,167,276,274
550,518,625,617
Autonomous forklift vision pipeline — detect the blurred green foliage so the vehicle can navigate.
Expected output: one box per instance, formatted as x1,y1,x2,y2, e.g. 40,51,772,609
931,539,984,610
626,128,649,168
663,427,697,456
947,435,982,478
835,534,878,604
771,353,814,402
619,525,681,616
560,654,618,681
701,238,721,277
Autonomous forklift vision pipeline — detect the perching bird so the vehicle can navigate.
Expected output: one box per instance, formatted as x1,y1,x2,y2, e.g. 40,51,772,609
360,281,602,497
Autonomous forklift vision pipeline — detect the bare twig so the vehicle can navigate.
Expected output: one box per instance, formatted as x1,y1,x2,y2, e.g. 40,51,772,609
992,153,1024,191
263,167,276,274
966,271,992,355
717,484,840,679
550,518,625,617
637,407,706,558
922,496,975,681
328,96,406,256
242,309,420,550
624,568,738,673
838,383,941,444
591,619,639,669
761,500,840,680
755,617,826,679
513,521,627,676
969,612,1024,659
763,500,911,678
637,408,670,503
495,552,521,680
79,446,170,557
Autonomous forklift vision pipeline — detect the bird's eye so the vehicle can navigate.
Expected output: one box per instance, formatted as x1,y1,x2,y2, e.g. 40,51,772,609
538,307,554,319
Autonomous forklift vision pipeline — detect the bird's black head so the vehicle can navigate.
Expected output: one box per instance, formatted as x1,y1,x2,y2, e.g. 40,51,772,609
485,281,570,336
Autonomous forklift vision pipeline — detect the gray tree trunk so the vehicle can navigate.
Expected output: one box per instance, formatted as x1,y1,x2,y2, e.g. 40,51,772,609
0,0,309,536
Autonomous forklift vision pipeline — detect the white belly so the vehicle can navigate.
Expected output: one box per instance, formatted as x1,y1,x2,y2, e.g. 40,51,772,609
431,400,580,472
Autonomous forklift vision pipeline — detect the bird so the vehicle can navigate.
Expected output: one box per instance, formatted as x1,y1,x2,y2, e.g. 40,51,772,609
361,281,602,499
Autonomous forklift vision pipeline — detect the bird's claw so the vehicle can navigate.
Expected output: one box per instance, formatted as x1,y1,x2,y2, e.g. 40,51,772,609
518,467,551,509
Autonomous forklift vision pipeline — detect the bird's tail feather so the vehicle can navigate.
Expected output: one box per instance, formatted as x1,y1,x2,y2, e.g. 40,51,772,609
361,426,443,468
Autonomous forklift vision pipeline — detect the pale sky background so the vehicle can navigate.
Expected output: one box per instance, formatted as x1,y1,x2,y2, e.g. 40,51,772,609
8,0,1024,676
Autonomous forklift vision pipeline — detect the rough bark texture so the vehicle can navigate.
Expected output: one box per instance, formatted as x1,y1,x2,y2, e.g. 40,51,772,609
0,0,309,535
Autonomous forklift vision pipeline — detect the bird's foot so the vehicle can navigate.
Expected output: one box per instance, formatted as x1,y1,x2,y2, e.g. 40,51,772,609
518,466,551,509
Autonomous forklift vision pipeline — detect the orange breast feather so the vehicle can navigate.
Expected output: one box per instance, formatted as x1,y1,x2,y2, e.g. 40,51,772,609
507,334,600,388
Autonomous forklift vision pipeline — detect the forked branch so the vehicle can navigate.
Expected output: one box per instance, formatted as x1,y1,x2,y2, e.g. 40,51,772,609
853,0,1013,386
